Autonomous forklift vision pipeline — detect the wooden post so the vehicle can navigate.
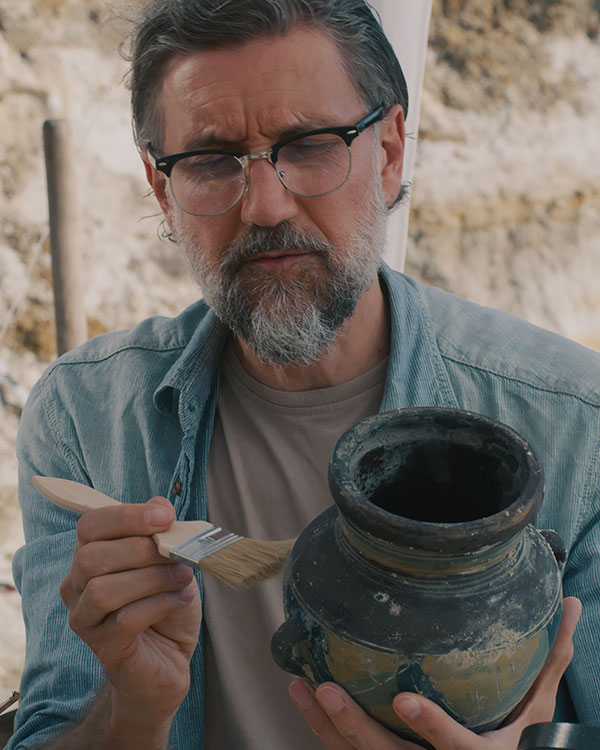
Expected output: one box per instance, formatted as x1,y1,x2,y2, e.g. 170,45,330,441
43,119,87,356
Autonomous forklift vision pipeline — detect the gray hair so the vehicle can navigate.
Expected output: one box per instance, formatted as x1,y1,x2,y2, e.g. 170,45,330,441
125,0,409,153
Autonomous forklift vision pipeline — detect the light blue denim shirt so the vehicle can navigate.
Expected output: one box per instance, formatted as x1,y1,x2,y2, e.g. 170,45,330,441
9,265,600,748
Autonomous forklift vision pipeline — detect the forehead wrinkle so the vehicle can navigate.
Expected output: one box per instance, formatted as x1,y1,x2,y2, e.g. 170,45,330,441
173,88,353,150
159,27,364,152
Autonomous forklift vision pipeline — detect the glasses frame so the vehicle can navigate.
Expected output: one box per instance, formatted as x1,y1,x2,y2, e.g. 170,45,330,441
148,104,385,216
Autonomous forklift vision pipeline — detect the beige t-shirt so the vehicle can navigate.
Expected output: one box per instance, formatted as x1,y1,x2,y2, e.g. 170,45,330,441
204,343,387,749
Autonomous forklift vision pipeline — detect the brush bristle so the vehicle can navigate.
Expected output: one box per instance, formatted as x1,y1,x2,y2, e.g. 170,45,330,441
198,538,295,589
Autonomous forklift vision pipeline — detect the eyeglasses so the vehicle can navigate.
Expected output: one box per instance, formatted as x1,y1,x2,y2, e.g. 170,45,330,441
149,105,385,216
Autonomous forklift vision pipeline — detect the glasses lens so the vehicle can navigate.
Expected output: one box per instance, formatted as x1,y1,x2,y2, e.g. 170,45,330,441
170,153,245,215
277,133,351,197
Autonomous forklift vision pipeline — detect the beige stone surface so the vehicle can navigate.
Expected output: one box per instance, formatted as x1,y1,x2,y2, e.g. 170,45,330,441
408,1,600,342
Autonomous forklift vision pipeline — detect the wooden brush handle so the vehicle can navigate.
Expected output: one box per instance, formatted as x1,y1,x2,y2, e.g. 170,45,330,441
32,476,120,513
31,476,214,558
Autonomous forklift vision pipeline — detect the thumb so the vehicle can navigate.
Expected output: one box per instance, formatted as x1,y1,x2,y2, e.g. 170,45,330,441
393,693,481,750
143,495,176,530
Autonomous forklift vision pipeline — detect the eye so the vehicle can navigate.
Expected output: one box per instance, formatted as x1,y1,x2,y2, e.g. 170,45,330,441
175,153,241,181
280,133,346,166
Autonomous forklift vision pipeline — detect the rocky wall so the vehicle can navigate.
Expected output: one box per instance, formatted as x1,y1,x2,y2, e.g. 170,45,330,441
406,0,600,348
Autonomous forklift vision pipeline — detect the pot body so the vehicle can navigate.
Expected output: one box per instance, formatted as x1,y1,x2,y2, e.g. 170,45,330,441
272,408,563,741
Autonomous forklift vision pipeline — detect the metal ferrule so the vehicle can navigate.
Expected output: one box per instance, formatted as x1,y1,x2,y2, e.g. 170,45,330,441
170,525,238,567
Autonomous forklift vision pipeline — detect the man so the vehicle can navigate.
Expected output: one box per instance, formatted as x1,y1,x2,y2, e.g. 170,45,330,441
10,1,597,749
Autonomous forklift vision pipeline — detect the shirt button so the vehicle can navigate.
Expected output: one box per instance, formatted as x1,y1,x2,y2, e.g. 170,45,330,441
172,479,182,496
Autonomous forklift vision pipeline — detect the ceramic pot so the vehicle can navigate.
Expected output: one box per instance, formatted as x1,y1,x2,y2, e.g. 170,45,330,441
272,407,564,743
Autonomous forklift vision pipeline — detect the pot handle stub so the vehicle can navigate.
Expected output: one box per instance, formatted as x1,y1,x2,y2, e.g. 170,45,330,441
271,617,309,677
539,529,567,570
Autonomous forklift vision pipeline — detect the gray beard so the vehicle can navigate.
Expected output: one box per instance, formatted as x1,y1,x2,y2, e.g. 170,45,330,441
175,193,388,367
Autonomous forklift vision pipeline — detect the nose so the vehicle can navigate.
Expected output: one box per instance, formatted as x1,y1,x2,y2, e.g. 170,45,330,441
239,157,299,227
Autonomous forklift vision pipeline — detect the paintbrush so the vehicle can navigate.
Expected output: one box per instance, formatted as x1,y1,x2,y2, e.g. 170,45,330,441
32,476,293,589
0,691,19,716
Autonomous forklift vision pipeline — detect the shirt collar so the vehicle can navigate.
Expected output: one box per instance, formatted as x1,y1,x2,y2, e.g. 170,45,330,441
153,306,229,416
379,262,457,410
152,263,457,418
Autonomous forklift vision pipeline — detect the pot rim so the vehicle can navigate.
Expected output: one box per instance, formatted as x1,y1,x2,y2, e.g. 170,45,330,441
328,407,544,553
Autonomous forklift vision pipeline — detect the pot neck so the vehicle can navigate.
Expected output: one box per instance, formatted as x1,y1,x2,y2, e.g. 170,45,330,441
337,515,524,577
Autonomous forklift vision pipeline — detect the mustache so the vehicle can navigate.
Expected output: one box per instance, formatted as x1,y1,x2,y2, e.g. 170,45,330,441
220,222,334,273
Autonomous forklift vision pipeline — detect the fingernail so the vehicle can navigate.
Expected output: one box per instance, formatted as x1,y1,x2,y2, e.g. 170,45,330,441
290,680,313,711
316,686,345,715
177,584,195,602
143,506,172,527
394,695,421,720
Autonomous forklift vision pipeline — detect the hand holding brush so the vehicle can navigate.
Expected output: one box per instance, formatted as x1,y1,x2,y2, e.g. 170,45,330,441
32,479,203,745
32,476,293,589
27,476,294,743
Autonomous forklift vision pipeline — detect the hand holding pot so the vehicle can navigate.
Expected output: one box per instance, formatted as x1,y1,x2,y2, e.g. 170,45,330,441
274,409,568,737
289,597,581,750
290,597,581,750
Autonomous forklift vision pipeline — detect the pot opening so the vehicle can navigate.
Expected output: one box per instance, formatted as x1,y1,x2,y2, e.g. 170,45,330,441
355,438,527,525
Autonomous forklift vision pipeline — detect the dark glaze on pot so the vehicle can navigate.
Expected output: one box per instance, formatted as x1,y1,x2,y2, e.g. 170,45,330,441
272,408,563,744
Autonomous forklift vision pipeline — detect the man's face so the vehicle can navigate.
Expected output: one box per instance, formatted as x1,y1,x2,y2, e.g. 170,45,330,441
145,26,404,365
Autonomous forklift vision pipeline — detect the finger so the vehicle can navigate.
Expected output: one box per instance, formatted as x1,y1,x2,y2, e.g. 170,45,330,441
540,597,581,678
75,496,175,546
289,680,354,749
69,535,174,594
508,596,582,727
86,582,199,664
392,693,482,750
314,682,422,750
68,563,194,635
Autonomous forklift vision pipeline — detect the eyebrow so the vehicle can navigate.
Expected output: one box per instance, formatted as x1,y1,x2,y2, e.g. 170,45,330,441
179,116,348,153
180,130,240,151
181,134,245,152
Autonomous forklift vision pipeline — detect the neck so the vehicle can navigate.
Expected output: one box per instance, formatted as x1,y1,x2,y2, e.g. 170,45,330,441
232,277,390,391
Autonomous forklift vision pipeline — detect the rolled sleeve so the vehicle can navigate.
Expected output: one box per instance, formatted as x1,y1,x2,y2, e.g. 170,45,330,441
9,376,104,749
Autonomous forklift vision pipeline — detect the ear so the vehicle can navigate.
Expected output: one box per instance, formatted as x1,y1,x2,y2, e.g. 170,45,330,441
378,104,405,206
140,149,175,233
